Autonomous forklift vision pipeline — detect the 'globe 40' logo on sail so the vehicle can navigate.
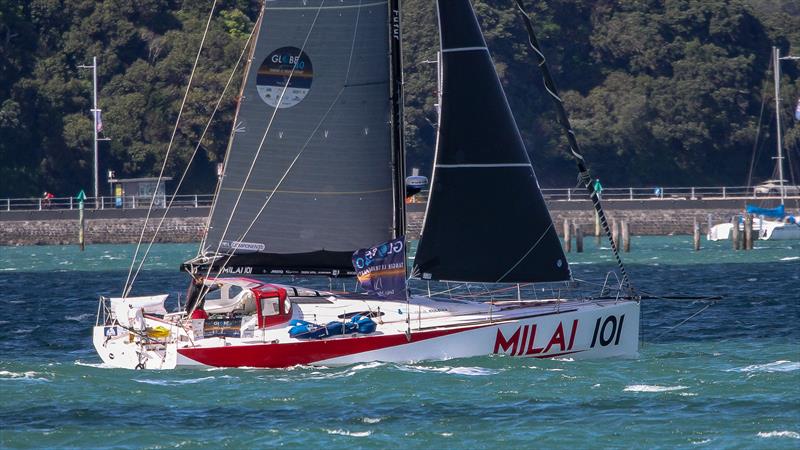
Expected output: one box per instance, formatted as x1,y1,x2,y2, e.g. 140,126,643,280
256,46,313,109
352,237,406,300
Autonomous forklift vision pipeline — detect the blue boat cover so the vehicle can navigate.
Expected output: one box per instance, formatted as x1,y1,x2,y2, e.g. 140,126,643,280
746,204,785,219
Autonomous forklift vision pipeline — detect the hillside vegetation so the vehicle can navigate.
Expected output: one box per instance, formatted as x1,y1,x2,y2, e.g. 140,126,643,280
1,0,798,197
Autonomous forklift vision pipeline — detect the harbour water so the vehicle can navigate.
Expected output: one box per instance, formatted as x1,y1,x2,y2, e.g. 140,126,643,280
0,237,798,448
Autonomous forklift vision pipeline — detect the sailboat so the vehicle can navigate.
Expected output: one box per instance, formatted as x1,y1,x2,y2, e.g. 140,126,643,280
708,46,800,242
92,0,640,369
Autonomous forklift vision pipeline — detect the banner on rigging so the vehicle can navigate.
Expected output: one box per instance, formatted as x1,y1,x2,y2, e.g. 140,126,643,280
352,237,407,300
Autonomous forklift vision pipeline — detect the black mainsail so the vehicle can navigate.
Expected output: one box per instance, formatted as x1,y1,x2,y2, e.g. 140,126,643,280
199,0,401,276
412,0,570,283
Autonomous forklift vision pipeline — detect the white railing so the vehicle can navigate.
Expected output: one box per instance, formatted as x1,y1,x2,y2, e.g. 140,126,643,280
0,194,215,212
539,186,799,201
405,186,800,204
2,187,799,212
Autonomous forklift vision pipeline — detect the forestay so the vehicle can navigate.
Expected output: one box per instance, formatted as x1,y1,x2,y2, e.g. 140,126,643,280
413,0,570,283
202,0,397,275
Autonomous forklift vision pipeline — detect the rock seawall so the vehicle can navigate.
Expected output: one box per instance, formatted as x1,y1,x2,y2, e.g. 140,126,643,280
2,209,743,246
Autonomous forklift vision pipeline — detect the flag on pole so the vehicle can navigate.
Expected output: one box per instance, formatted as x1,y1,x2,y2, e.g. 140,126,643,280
352,237,407,300
95,110,103,133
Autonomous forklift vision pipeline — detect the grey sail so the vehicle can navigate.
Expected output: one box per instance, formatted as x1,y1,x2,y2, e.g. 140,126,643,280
201,0,399,275
412,0,571,283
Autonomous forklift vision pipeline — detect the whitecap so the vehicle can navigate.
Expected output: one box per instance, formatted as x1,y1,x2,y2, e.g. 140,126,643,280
74,361,114,369
325,429,372,437
362,417,381,424
398,365,500,376
65,313,93,321
350,361,385,371
691,438,711,445
0,370,49,382
729,360,800,373
134,376,217,386
779,256,799,261
757,431,800,439
440,432,453,437
623,384,688,393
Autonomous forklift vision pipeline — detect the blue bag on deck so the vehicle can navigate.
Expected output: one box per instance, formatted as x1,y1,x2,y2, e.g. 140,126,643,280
288,316,377,340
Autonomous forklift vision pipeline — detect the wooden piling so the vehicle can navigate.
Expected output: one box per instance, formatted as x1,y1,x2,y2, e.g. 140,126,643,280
563,218,571,253
731,216,740,250
621,220,631,252
744,214,753,250
594,211,601,244
575,223,584,253
693,218,700,251
611,219,620,249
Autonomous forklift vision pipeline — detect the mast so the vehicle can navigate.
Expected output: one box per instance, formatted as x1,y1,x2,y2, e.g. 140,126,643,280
389,0,406,237
773,46,785,205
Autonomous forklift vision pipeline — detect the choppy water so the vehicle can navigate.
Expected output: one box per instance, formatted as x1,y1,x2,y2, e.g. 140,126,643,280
0,237,798,448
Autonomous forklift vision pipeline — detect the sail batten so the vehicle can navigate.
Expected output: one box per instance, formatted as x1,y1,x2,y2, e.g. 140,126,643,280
200,0,397,275
412,0,571,284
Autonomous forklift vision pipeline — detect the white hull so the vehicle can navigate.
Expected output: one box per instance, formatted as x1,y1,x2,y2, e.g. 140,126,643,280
93,280,639,369
707,217,800,241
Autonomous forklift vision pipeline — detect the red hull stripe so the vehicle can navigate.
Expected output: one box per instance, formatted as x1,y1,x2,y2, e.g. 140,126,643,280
178,324,489,368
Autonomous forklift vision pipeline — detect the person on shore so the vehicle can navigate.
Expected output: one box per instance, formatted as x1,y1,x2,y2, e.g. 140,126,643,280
42,191,54,208
593,179,602,200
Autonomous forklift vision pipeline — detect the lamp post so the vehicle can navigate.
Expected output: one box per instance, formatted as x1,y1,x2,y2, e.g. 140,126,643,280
78,57,100,207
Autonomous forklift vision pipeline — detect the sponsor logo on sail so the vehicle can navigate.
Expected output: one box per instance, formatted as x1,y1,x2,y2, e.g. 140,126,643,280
219,240,265,252
257,46,313,108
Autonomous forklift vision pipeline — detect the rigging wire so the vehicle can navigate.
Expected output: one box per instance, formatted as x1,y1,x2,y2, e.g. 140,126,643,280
125,19,259,296
652,302,714,341
122,0,219,297
513,0,634,295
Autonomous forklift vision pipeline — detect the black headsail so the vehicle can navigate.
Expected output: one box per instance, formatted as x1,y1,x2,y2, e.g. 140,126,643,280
194,0,402,276
412,0,570,283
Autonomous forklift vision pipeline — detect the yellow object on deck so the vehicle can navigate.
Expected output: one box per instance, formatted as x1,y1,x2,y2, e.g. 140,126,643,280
146,326,170,339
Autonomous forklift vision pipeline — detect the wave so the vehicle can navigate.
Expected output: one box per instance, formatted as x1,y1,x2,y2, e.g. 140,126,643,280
757,431,800,439
350,361,385,371
779,256,799,261
65,313,94,321
623,384,688,393
134,376,219,386
0,370,50,382
74,361,115,369
397,364,500,376
728,360,800,373
325,429,372,437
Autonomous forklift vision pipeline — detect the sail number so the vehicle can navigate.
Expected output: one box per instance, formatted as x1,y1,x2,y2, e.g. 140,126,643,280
590,314,625,348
